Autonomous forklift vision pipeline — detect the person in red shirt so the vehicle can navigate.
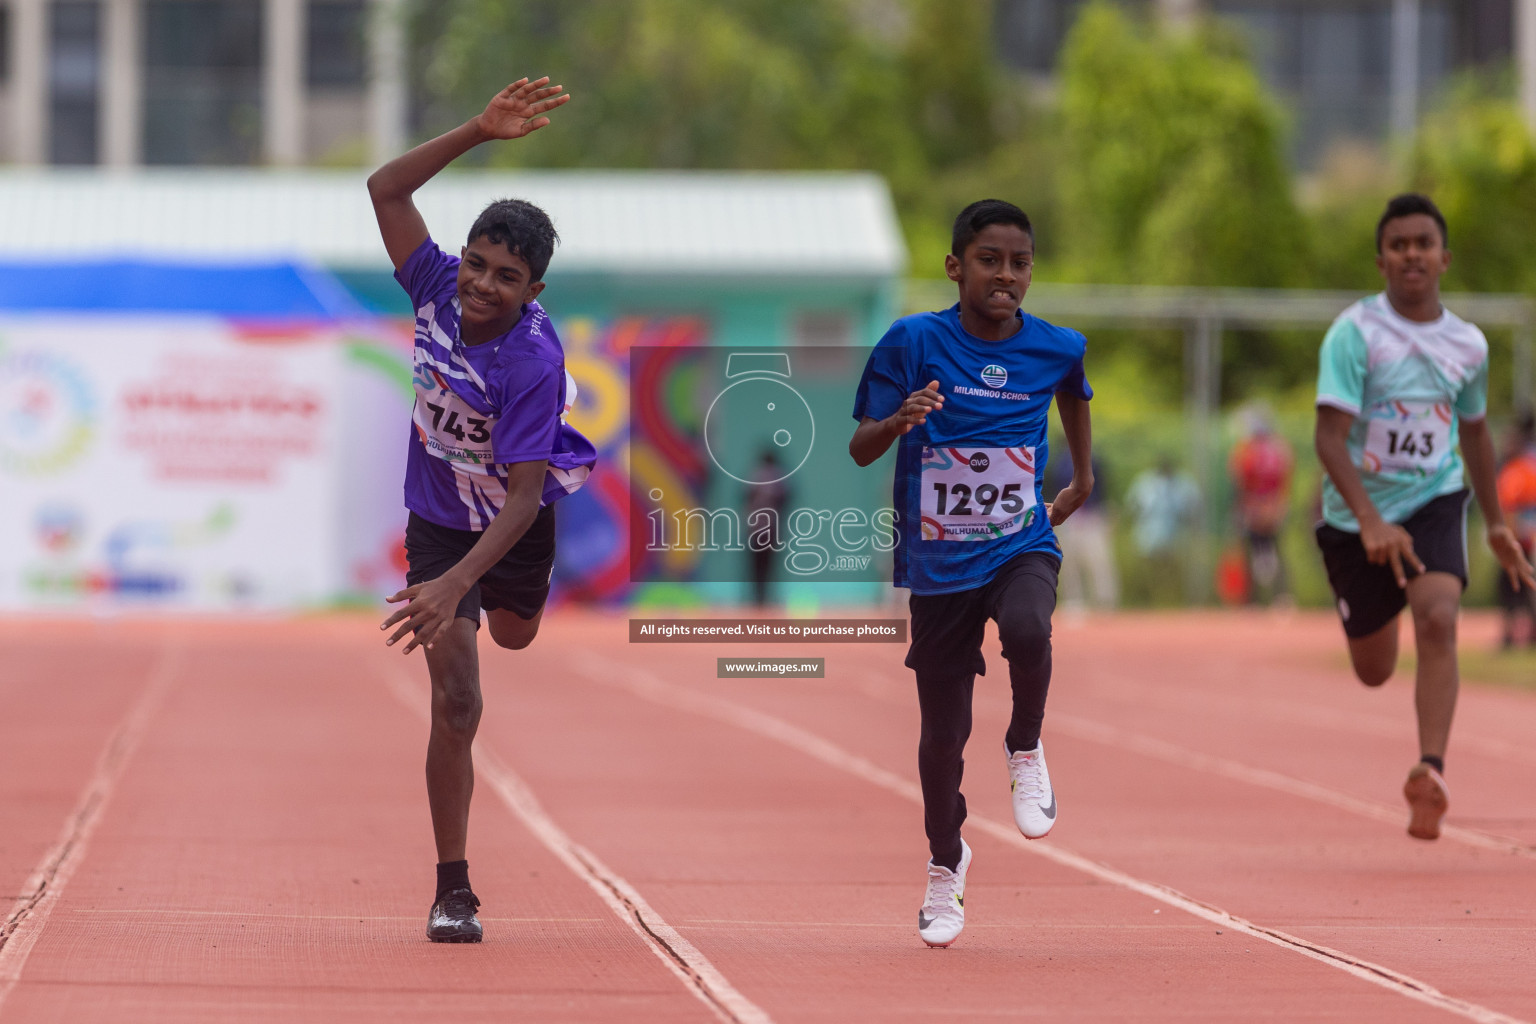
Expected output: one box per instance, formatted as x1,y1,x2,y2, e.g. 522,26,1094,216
1229,410,1294,605
1496,412,1536,648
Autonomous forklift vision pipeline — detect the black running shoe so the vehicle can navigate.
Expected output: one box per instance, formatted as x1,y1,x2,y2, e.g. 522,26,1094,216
427,887,483,943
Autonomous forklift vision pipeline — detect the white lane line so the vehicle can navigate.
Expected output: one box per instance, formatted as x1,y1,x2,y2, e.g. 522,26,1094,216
849,665,1536,859
0,640,182,1016
379,663,771,1024
1045,711,1536,860
578,653,1531,1024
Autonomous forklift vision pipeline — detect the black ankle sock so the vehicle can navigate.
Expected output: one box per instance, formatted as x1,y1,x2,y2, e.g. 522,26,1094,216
436,860,471,898
932,845,962,873
1420,755,1445,775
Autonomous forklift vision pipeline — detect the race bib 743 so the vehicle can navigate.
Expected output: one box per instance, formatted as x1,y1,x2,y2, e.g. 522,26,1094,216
919,446,1037,541
412,371,495,472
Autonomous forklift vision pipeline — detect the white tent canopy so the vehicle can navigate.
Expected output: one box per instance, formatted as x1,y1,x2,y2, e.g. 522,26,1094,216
0,169,906,278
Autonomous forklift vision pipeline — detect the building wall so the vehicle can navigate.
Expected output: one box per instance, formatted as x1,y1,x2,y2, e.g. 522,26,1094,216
1,0,384,167
994,0,1518,169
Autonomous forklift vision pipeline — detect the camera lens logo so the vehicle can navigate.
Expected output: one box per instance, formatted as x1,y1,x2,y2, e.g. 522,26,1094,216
980,364,1008,389
703,352,815,484
0,350,97,476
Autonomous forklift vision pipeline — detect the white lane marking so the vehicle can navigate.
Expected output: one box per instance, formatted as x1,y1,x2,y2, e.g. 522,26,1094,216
851,664,1536,858
1045,711,1536,859
66,909,605,923
578,654,1531,1024
0,640,182,1015
379,663,771,1024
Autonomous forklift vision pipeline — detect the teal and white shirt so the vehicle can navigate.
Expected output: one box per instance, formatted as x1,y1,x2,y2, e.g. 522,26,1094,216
1316,293,1488,531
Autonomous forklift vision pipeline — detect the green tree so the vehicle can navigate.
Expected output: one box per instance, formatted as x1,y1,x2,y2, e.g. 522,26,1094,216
1412,80,1536,294
1055,2,1305,287
414,0,1011,196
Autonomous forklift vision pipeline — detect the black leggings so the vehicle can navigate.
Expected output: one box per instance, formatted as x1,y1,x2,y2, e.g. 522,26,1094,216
906,551,1060,870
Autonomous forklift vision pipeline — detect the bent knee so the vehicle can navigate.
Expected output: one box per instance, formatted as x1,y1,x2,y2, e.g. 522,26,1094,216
1354,666,1392,687
489,625,538,650
997,617,1051,661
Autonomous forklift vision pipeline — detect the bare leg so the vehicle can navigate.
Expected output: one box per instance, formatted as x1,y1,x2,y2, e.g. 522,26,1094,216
1346,617,1399,688
1406,571,1462,762
424,618,482,863
486,606,544,651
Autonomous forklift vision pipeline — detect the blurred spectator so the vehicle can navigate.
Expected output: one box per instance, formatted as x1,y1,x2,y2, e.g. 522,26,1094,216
1496,412,1536,648
1228,408,1294,605
1046,447,1117,610
1124,457,1200,603
745,449,789,607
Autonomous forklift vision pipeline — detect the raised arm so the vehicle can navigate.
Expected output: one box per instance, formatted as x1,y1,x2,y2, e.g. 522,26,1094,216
367,77,569,270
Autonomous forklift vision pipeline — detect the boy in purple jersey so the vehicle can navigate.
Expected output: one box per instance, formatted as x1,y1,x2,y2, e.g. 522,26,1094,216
851,200,1094,947
369,77,595,942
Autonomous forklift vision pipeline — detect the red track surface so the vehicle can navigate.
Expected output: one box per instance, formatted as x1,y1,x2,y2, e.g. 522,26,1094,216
3,609,1535,1022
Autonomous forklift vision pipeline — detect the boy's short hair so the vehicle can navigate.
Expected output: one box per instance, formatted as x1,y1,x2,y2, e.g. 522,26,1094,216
468,199,559,281
1375,193,1448,252
951,199,1034,257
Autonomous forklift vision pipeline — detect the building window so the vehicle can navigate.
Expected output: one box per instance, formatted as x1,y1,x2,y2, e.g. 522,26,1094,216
1214,0,1455,168
50,1,101,165
994,0,1093,74
143,0,263,164
308,0,367,88
0,5,10,83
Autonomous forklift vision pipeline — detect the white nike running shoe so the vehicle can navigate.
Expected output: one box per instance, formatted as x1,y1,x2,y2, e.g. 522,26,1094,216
918,839,971,948
1007,741,1057,839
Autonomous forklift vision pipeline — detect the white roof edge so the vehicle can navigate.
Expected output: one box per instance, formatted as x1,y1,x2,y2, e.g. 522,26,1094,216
0,168,907,278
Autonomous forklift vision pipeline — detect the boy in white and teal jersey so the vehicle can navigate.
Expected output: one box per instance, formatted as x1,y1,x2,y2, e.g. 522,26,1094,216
1317,294,1488,530
1314,194,1533,843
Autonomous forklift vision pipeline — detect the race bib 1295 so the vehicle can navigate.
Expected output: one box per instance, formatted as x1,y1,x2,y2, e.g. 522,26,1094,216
919,446,1037,541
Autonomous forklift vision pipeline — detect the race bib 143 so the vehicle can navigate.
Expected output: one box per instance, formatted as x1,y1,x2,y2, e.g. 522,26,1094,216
1361,400,1453,476
919,446,1037,541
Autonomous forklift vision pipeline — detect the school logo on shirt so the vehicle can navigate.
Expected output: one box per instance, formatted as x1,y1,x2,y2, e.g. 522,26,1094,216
980,364,1008,389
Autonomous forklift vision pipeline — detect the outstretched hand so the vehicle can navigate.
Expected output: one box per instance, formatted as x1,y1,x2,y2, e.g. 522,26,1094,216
477,77,570,140
1359,516,1425,589
1488,524,1536,592
380,577,468,654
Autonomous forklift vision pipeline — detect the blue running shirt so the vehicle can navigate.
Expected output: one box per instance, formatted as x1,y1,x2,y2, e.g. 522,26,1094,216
1316,294,1488,531
396,237,597,531
853,304,1093,594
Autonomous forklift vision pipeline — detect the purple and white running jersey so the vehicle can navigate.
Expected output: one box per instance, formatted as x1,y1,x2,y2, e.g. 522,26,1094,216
396,236,596,532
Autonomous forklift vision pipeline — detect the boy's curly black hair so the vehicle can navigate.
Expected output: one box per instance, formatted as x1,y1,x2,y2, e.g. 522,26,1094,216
1375,193,1447,253
951,199,1034,257
468,199,559,281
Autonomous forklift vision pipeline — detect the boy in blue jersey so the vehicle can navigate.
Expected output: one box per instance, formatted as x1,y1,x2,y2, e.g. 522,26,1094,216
1314,194,1533,841
370,77,596,941
851,200,1094,947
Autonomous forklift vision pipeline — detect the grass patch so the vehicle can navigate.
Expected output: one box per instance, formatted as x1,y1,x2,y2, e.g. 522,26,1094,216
1393,646,1536,693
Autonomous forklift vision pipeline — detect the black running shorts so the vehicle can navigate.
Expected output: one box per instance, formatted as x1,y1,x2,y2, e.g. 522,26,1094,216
404,505,556,625
1315,489,1469,639
905,549,1061,677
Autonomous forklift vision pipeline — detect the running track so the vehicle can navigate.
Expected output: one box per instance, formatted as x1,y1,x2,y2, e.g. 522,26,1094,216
2,610,1534,1022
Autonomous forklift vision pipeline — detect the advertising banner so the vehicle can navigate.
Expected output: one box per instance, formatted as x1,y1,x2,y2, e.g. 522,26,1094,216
0,317,358,610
